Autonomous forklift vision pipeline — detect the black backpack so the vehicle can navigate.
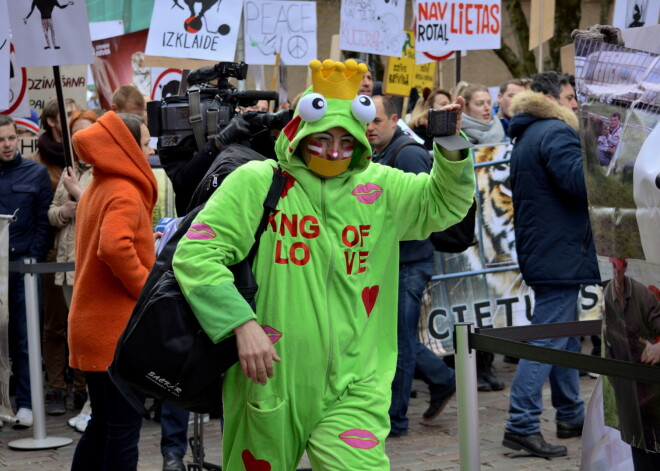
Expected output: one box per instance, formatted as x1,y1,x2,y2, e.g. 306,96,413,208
108,145,286,416
389,139,478,253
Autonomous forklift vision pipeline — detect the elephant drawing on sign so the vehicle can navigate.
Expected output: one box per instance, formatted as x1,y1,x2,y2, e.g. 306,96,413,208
172,0,219,22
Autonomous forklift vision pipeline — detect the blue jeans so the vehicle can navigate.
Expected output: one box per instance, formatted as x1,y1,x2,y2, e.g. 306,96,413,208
71,372,144,471
389,257,455,434
161,402,190,457
506,285,584,435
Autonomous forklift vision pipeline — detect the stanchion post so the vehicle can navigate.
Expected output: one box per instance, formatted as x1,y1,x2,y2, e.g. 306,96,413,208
9,259,72,450
454,323,480,471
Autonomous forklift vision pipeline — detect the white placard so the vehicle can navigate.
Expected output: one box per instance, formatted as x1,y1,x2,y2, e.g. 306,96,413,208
145,0,243,62
339,0,406,58
612,0,660,29
7,0,94,67
151,67,183,101
0,0,10,111
414,0,501,52
89,20,124,41
244,0,317,66
415,49,456,64
3,44,30,116
27,65,87,112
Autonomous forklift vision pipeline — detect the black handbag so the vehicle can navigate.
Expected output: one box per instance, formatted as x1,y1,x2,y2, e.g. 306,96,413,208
108,163,286,416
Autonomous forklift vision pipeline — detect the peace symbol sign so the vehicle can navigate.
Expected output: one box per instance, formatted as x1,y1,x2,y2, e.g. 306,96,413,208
288,35,308,59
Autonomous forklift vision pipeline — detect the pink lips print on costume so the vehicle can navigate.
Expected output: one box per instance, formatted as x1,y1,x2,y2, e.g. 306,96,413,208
185,222,216,240
241,450,271,471
262,326,282,344
338,428,380,449
352,183,383,204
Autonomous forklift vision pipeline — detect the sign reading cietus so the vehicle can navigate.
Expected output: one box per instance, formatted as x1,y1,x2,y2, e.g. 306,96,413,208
414,0,501,52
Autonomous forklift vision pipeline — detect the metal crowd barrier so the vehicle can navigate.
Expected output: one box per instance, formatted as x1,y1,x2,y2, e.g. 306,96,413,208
453,321,660,471
7,258,74,450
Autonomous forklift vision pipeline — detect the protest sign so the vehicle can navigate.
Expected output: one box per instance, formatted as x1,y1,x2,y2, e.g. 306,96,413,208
0,0,10,111
1,44,30,116
612,0,660,29
528,0,555,51
412,62,436,95
151,67,183,101
575,37,660,453
383,30,415,96
91,30,148,110
414,0,501,52
244,1,317,66
339,0,405,57
7,0,94,67
415,49,455,64
420,143,603,355
27,65,87,112
145,0,243,61
0,215,14,422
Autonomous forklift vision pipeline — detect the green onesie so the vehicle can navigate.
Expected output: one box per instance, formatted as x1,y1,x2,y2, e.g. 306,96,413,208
173,59,476,470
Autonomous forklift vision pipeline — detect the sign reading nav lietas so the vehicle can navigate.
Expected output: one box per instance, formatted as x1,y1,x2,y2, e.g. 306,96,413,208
415,0,501,52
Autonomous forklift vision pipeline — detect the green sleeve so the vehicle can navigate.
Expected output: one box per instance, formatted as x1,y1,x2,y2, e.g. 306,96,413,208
172,161,275,343
388,131,475,241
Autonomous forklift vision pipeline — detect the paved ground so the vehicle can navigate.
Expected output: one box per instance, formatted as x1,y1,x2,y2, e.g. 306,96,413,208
0,354,598,470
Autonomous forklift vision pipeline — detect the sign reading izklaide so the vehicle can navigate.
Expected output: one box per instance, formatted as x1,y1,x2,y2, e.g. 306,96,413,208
146,0,243,61
7,0,94,67
415,0,501,52
244,1,317,66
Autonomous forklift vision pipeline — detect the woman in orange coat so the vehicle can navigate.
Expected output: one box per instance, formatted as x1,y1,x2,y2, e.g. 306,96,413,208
68,112,157,471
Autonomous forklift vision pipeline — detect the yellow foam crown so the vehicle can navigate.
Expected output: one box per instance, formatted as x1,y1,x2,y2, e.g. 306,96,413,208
309,59,368,100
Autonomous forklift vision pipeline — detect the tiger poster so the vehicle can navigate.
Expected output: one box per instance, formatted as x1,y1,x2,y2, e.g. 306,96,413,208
420,143,603,356
575,37,660,456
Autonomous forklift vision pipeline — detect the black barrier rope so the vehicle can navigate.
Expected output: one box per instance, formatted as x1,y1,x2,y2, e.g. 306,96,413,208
466,324,660,385
9,261,75,274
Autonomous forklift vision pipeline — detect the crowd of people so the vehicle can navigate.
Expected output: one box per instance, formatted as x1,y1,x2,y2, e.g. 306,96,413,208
1,52,657,471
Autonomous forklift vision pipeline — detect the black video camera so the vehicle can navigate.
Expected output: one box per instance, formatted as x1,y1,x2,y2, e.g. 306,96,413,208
147,61,286,149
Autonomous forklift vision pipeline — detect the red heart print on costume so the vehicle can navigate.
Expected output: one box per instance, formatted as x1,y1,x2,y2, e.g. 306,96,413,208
242,450,271,471
362,286,379,317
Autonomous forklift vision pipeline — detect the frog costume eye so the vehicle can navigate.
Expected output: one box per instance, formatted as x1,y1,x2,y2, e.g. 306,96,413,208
298,93,327,122
351,95,376,123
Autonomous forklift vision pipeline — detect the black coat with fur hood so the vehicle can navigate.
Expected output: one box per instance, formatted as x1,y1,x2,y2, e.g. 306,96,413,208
508,91,600,286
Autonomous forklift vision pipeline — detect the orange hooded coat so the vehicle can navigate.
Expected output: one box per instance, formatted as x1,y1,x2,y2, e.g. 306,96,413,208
68,112,158,372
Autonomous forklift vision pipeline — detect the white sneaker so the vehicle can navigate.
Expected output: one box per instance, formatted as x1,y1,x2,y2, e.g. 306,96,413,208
68,398,92,429
68,412,86,428
75,414,91,433
13,408,33,429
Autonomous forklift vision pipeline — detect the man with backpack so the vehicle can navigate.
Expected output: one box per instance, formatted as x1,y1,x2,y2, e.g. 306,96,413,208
368,95,457,437
172,59,475,470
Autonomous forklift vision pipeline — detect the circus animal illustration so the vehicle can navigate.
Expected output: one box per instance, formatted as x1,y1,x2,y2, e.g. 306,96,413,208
23,0,75,50
172,0,226,34
633,122,660,265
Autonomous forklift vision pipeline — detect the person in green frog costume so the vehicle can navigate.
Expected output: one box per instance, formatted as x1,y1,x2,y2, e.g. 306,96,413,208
173,59,476,470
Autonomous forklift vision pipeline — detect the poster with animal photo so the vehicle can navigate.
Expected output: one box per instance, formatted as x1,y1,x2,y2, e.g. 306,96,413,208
146,0,243,61
419,143,603,356
7,0,94,67
575,38,660,453
339,0,405,58
244,1,317,66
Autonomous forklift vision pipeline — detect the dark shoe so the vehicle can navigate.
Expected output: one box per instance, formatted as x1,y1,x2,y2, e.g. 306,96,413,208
422,387,456,422
477,369,505,391
503,355,519,364
73,390,88,410
502,431,567,458
163,452,185,471
46,391,67,416
388,429,408,438
556,420,583,438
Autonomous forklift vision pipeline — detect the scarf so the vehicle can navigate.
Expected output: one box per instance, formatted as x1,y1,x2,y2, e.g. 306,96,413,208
37,132,65,167
461,113,506,145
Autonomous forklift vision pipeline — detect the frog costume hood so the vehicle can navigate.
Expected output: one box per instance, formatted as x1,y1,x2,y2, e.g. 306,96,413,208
275,59,376,177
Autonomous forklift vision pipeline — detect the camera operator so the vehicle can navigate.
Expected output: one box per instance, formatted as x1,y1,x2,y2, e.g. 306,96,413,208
159,104,290,217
